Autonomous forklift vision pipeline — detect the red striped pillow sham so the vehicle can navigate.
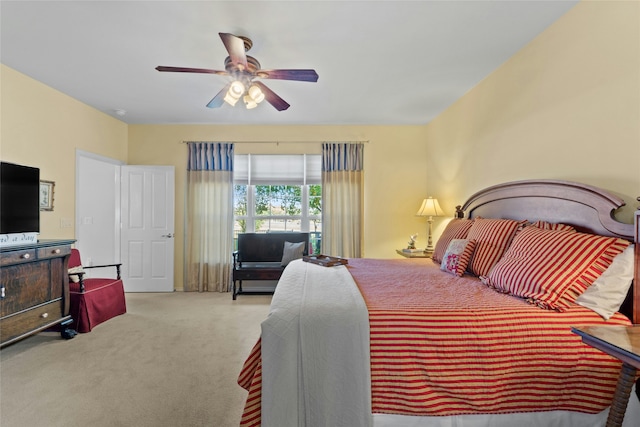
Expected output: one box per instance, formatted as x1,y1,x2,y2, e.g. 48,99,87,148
465,218,527,277
485,226,631,311
432,219,474,263
529,220,576,232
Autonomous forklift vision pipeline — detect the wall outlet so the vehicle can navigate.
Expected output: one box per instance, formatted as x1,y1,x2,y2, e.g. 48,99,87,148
60,218,72,228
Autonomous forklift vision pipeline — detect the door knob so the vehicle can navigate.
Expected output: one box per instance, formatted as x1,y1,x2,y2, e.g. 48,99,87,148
161,233,174,238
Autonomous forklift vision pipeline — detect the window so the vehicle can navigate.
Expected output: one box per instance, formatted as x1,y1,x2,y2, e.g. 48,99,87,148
234,154,322,254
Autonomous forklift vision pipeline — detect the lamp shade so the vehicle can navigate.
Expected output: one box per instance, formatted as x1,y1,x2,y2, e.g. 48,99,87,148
416,197,443,217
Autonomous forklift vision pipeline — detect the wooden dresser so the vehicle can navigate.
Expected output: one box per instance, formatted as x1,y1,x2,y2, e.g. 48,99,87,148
0,239,76,347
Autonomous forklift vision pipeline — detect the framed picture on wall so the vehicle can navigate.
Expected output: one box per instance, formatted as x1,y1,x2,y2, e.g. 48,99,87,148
40,180,55,211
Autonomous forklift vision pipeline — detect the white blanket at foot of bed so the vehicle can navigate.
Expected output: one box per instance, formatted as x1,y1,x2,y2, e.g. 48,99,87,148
261,259,372,427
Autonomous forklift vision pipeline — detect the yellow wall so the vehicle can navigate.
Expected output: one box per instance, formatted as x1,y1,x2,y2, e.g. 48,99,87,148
425,0,640,236
128,125,429,287
0,64,128,240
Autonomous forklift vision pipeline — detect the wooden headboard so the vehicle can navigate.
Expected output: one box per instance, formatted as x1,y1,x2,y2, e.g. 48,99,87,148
454,179,639,324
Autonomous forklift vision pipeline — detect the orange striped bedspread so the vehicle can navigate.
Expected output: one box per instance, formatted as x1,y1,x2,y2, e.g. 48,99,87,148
238,258,630,425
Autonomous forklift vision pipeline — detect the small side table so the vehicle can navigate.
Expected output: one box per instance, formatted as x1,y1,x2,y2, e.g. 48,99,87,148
572,325,640,427
396,249,432,258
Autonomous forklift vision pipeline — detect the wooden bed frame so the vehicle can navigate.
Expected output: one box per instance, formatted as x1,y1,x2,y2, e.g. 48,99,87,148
454,179,639,324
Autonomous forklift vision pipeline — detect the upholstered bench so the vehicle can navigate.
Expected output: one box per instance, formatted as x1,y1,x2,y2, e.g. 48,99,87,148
232,232,309,300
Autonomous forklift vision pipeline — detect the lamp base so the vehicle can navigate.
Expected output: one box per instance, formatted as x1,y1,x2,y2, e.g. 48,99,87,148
426,218,435,256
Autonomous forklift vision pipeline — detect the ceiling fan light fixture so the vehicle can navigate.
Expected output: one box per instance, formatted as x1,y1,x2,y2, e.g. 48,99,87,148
243,95,258,109
229,80,245,97
248,85,265,103
224,92,238,106
224,80,246,106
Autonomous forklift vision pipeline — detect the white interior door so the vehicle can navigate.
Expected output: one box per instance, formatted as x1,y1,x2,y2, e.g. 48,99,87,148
121,166,175,292
75,150,123,268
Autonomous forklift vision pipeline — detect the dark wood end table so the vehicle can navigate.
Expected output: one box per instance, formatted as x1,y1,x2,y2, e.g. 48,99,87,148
572,325,640,427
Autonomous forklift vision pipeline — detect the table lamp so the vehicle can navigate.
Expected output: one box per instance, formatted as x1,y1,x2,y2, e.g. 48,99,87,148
416,197,443,254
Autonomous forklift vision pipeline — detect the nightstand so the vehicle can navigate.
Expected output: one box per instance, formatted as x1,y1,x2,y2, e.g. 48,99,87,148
572,325,640,427
396,249,432,258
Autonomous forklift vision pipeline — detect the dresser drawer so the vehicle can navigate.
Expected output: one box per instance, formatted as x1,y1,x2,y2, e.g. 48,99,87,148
37,245,71,260
0,249,37,267
0,300,64,344
0,261,52,317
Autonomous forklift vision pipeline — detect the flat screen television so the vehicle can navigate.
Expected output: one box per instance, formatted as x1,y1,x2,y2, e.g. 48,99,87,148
0,161,40,236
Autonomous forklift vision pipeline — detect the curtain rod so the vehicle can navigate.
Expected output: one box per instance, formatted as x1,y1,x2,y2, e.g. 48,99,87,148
181,140,370,144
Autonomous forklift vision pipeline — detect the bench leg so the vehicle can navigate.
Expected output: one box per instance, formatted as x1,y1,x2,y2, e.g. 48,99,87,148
232,279,242,300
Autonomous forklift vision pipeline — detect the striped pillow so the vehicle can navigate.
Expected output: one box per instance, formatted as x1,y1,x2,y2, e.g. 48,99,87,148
465,218,527,277
440,239,476,276
486,226,631,311
529,220,576,232
432,219,474,263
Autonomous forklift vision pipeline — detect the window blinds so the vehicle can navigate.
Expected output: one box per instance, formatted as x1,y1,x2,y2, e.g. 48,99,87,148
234,154,321,185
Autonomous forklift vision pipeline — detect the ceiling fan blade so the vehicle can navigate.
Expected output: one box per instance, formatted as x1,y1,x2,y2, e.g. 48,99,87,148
219,33,248,70
257,69,319,82
156,66,227,76
253,81,290,111
206,83,231,108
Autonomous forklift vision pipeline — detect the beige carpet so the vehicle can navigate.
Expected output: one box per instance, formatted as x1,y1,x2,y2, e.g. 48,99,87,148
0,292,272,427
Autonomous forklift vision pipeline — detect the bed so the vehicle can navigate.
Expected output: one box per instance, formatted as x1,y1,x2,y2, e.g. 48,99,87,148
238,179,640,427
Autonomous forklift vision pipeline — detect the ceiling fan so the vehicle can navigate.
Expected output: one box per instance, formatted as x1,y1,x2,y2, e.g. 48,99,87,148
156,32,319,111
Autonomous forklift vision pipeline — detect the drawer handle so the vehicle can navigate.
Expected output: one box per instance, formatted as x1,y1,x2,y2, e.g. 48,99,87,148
52,249,61,254
21,253,31,260
41,312,49,319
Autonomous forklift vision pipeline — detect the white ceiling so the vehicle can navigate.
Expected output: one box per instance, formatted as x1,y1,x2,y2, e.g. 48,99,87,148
1,1,579,125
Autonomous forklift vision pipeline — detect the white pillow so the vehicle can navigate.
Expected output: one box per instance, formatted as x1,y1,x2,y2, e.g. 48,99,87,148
68,265,84,283
575,245,635,320
281,241,306,266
